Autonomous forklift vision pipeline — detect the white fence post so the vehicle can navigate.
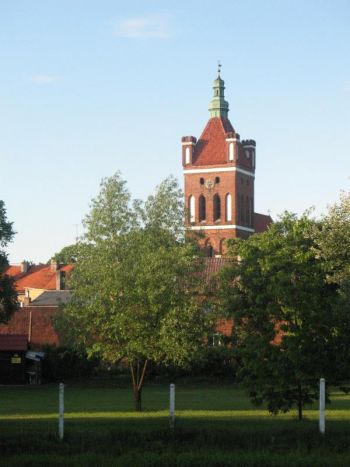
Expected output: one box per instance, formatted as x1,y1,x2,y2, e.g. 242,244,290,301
169,383,175,430
319,378,325,434
59,383,65,440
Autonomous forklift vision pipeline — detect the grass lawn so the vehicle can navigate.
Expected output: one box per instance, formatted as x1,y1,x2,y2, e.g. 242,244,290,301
0,381,350,466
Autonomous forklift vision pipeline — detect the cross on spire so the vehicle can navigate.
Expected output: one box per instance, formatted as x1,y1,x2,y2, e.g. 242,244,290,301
217,61,221,76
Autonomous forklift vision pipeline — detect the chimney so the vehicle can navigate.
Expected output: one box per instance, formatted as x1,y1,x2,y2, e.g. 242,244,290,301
56,270,66,290
20,260,29,273
50,260,58,272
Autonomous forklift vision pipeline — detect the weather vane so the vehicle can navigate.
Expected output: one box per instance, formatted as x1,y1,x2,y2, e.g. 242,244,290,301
218,61,221,76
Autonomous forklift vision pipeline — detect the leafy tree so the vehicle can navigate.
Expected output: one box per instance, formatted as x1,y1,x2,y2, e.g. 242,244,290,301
220,212,343,419
0,201,18,322
57,173,210,410
315,192,350,382
50,244,80,264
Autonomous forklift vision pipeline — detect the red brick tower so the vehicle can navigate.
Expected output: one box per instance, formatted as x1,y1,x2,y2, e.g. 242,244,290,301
182,70,268,256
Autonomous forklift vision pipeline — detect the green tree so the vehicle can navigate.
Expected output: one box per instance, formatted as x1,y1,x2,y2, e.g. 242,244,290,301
220,212,341,419
57,173,210,410
0,201,18,322
315,192,350,382
50,244,80,264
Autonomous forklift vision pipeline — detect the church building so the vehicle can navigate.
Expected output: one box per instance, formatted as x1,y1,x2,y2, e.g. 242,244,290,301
182,69,271,256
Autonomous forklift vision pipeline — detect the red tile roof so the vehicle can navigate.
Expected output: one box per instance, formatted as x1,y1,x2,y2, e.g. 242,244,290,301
254,213,273,233
0,334,28,351
201,257,233,284
4,265,21,277
193,117,236,166
5,264,73,293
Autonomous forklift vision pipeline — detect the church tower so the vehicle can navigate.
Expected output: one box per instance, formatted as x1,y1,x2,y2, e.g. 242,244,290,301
182,69,264,256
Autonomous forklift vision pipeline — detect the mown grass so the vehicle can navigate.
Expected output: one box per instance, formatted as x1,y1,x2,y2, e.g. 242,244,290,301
0,382,350,466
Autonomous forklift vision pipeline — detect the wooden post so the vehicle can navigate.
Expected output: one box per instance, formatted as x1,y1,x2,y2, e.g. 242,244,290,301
59,383,64,440
319,378,325,434
169,383,175,430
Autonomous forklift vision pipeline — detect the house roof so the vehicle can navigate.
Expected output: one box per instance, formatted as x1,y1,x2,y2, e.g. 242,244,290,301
4,265,21,276
0,334,27,351
5,264,73,293
192,117,236,166
254,213,273,233
30,290,72,306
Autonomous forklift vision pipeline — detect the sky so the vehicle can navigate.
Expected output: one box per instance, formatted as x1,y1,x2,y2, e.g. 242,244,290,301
1,0,349,264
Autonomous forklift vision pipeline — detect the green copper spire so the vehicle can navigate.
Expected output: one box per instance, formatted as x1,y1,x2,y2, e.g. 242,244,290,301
208,63,229,118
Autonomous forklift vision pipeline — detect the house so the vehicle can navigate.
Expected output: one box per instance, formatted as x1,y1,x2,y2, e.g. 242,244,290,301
5,260,73,306
0,261,72,350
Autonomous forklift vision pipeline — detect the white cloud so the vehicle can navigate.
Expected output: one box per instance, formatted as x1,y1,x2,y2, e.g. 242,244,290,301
31,74,61,84
115,14,170,39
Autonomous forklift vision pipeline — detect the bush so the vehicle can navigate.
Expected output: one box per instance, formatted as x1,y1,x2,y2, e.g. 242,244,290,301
42,345,99,382
147,344,240,382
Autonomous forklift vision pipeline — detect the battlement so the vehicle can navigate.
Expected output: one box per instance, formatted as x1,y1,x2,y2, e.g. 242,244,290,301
242,139,256,147
182,136,197,144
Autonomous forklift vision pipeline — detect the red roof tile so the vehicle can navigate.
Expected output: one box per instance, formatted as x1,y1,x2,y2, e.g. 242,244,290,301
193,117,235,166
0,334,27,351
7,264,73,293
4,265,21,277
254,213,273,233
201,257,232,283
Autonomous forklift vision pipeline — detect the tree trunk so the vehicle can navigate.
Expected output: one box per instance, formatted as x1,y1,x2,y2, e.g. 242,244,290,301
134,387,142,412
129,359,148,412
297,383,303,420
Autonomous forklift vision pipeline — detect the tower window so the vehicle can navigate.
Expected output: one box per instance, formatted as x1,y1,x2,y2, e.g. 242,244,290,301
229,142,234,161
213,194,221,221
199,195,206,222
200,177,205,185
215,176,220,184
225,193,232,222
185,147,190,164
189,195,195,223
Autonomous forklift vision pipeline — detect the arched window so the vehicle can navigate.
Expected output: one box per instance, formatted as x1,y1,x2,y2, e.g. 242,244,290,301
225,193,232,222
185,147,190,164
246,196,250,225
229,143,234,161
213,194,221,221
189,195,195,223
199,195,206,222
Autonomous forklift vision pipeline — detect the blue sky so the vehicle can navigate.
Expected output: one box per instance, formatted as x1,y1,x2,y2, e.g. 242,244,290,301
1,0,349,263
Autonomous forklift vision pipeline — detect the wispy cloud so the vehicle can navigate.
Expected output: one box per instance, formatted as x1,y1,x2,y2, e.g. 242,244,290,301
115,14,170,39
31,74,61,85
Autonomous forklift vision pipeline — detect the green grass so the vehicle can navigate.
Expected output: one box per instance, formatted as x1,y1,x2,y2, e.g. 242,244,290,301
0,382,350,466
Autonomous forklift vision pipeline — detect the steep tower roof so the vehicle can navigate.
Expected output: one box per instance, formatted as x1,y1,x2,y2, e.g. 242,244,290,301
192,117,236,166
